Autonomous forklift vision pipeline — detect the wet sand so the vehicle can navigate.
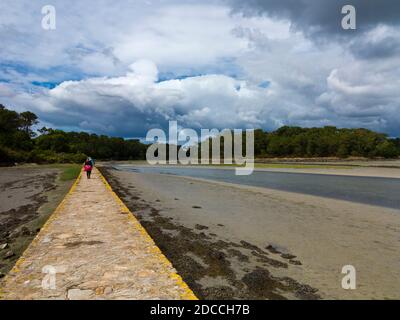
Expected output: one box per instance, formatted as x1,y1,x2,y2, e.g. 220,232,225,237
115,162,400,179
254,166,400,179
256,159,400,168
100,166,400,300
0,167,73,277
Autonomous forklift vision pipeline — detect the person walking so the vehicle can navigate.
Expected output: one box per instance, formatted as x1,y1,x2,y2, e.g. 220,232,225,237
88,157,95,167
83,158,93,179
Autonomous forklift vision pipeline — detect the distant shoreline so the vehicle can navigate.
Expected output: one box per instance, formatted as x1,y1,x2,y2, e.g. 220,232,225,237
109,159,400,179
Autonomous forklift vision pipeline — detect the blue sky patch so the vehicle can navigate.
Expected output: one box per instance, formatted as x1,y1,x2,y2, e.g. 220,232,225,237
31,81,58,89
258,81,271,89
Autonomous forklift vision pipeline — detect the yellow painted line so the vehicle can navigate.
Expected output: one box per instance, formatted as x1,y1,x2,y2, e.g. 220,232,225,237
97,168,198,300
0,170,82,299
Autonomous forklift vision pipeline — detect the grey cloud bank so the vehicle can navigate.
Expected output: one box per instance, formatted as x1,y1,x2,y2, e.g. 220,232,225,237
0,0,399,137
228,0,400,37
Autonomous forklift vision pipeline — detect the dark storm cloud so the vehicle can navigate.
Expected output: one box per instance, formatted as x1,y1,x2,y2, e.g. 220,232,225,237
350,35,400,60
229,0,400,37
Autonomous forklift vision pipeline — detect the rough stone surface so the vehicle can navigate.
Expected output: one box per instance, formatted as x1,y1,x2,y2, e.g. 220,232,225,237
0,168,196,300
4,251,14,259
67,288,94,300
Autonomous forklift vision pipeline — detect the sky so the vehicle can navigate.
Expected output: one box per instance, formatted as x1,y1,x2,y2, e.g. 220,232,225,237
0,0,399,138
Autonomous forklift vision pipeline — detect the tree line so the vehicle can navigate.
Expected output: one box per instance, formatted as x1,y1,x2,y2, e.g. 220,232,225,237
0,104,146,165
252,126,400,158
199,127,400,160
0,104,399,165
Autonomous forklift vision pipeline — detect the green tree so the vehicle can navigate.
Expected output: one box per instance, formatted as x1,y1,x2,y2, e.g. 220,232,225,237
19,111,38,136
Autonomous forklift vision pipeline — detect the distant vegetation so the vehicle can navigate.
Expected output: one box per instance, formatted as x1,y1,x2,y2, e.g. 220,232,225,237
0,104,146,165
0,104,399,165
251,126,400,159
200,127,400,160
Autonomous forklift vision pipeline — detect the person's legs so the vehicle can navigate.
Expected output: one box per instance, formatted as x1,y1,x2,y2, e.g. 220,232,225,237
86,170,90,179
88,170,91,179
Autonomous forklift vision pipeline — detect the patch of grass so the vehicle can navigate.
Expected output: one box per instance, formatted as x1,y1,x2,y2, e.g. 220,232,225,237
59,164,81,181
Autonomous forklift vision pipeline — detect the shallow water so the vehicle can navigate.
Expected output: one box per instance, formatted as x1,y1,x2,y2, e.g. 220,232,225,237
115,165,400,209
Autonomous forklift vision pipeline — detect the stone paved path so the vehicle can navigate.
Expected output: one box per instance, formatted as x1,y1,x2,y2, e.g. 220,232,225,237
0,168,196,300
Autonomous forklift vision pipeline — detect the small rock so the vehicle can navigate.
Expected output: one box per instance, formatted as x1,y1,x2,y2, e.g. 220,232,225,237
195,224,209,230
4,250,15,259
281,253,297,260
95,287,104,295
21,227,31,236
42,236,51,243
266,245,281,254
289,259,302,266
104,287,113,295
9,229,20,238
0,243,8,250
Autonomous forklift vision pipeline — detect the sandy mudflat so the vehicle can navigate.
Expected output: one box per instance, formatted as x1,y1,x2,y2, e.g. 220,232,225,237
255,159,400,168
0,166,70,277
115,162,400,179
101,166,400,300
254,166,400,178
